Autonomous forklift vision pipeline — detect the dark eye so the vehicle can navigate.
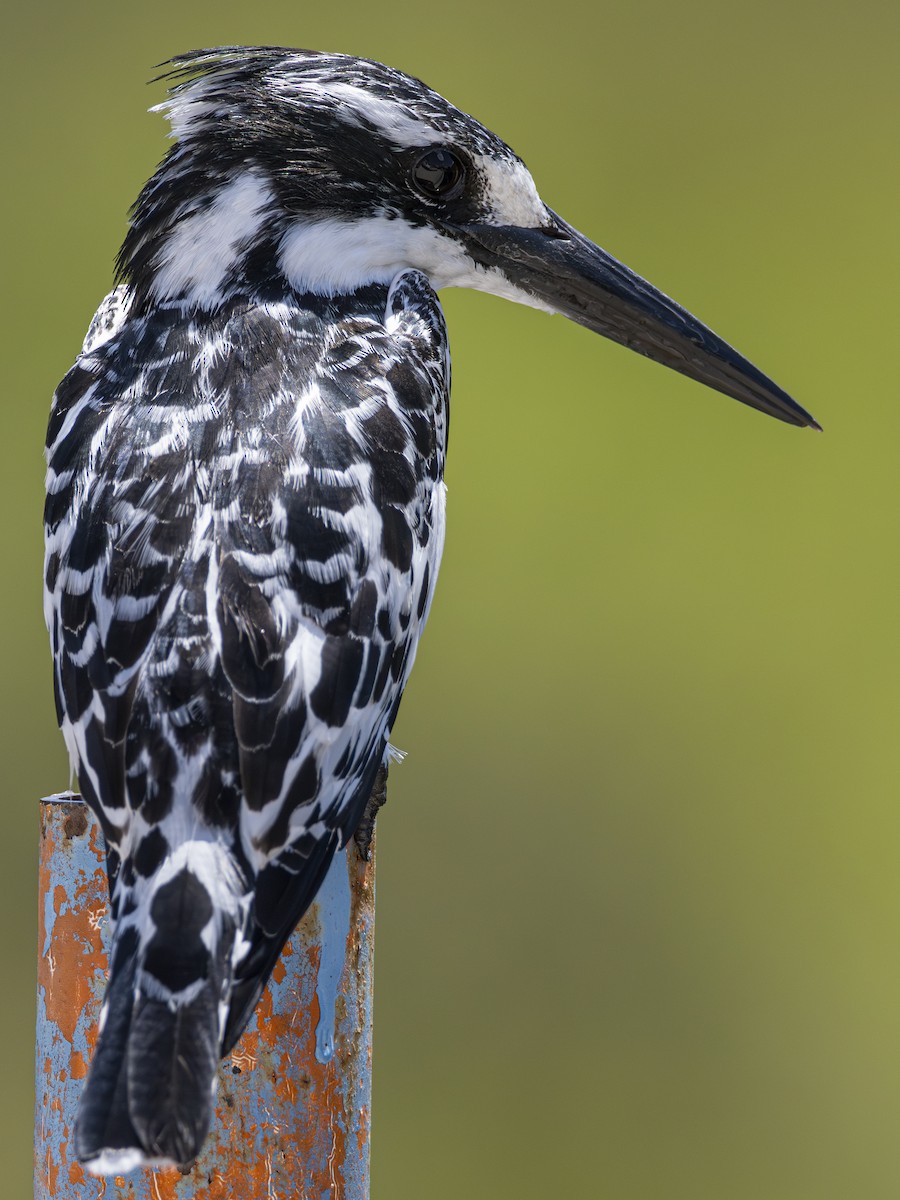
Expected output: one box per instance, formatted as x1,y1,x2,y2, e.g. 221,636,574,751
410,148,466,200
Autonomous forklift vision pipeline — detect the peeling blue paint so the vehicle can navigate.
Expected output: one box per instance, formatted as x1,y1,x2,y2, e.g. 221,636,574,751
314,847,353,1064
41,881,57,958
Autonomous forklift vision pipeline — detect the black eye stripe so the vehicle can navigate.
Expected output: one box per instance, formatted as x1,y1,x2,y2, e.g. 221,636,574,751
410,147,466,200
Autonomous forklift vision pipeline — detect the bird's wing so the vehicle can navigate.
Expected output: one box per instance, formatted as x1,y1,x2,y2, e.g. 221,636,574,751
45,273,449,1049
44,294,198,860
215,275,449,1045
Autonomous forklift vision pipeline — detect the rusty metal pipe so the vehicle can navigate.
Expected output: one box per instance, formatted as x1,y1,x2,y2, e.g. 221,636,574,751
35,793,375,1199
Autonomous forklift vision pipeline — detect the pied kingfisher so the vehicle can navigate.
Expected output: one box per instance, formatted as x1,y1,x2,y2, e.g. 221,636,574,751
43,46,819,1174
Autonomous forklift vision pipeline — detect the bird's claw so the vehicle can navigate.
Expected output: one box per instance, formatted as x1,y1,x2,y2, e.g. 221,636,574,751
353,766,388,860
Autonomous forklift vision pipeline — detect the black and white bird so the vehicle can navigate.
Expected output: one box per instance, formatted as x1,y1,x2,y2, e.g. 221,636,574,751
44,46,819,1174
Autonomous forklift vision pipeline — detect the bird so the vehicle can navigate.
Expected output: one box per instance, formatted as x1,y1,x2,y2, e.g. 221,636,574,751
43,45,819,1175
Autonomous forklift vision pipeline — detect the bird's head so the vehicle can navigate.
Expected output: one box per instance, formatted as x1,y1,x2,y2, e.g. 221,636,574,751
121,46,818,428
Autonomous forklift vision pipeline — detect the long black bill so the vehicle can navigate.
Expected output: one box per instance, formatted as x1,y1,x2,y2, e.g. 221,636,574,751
451,211,819,429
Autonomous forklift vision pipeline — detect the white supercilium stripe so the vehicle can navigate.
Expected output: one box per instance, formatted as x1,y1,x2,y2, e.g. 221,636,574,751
305,83,448,148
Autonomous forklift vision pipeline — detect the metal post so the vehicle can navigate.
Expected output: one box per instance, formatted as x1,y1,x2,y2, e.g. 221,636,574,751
35,794,375,1199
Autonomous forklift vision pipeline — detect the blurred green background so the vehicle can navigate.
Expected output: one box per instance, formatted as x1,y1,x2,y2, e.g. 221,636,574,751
4,1,898,1196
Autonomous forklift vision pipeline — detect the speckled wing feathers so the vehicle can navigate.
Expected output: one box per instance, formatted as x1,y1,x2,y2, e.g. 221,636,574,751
44,270,449,1164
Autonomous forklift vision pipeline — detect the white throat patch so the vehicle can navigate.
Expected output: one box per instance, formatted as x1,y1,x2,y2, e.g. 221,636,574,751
279,215,471,294
278,213,553,315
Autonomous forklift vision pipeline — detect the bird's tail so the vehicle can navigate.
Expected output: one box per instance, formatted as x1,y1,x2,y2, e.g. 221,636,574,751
75,843,246,1174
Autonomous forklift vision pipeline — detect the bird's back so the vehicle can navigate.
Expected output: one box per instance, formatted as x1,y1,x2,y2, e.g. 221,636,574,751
44,271,450,1168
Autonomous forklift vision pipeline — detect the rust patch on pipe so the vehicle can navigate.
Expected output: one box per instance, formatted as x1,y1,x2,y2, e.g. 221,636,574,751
62,806,89,842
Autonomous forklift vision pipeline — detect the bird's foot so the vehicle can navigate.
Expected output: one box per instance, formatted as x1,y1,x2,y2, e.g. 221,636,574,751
353,766,388,860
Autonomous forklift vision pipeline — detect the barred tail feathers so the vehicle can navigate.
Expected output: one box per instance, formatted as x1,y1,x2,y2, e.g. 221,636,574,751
75,841,246,1173
71,929,143,1169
